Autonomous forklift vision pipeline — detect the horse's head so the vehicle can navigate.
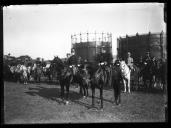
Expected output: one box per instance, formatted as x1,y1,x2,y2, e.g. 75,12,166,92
120,60,126,69
51,56,64,71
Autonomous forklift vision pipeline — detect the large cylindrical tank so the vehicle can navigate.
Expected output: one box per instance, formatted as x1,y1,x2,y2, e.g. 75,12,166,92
117,31,167,63
71,32,112,63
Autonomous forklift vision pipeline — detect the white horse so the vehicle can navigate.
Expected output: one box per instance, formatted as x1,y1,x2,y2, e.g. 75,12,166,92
120,61,131,93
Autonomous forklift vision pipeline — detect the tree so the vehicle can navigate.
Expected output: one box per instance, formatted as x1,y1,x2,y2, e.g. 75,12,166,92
17,55,32,62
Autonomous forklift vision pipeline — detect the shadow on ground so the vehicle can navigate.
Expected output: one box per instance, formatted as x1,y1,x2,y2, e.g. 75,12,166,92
24,85,114,110
25,86,99,109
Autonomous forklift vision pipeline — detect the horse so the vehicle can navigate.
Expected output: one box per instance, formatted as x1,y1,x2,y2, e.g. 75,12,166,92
119,60,131,93
111,60,122,105
80,65,91,97
50,56,73,104
90,62,108,110
75,63,90,97
60,64,89,103
131,64,141,91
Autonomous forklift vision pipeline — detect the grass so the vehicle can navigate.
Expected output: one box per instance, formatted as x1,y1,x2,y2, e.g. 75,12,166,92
4,81,165,124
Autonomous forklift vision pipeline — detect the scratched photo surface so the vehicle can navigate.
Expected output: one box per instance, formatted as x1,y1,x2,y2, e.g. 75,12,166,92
3,3,167,124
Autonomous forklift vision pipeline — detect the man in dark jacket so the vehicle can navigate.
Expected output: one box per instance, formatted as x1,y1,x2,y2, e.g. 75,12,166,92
143,52,152,66
67,48,78,66
112,59,122,105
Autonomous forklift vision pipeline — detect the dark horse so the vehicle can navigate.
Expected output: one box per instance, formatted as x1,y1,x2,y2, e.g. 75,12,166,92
90,63,108,110
111,60,122,105
51,56,88,105
131,64,142,91
141,61,154,91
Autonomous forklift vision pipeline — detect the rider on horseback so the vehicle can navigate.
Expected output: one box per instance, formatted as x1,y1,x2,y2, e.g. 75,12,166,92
66,48,79,86
125,52,134,70
67,48,78,67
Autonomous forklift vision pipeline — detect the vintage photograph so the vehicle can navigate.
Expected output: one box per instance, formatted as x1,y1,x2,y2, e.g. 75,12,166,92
3,3,167,123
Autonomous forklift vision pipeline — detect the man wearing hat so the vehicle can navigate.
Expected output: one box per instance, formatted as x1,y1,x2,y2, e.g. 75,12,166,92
143,52,151,66
126,52,134,70
67,48,78,67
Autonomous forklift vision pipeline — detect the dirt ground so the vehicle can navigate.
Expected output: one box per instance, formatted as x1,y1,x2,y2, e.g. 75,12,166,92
4,81,166,124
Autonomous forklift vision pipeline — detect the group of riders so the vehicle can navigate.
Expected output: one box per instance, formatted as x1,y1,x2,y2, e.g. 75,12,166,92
3,49,167,107
4,49,166,89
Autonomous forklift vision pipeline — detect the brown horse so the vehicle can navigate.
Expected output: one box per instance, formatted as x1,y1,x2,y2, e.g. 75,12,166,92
90,64,108,110
51,56,87,105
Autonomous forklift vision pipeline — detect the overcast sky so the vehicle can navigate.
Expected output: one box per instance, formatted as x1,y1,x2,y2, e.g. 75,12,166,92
3,3,166,60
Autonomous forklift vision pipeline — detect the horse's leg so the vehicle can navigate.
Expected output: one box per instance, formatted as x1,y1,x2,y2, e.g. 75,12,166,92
82,83,86,98
128,76,131,93
39,74,41,83
149,77,153,91
79,82,83,95
65,83,70,105
118,80,121,105
91,84,95,108
60,81,64,99
113,80,118,105
115,80,120,105
123,79,126,92
100,86,103,110
25,75,28,85
86,82,89,97
143,77,147,91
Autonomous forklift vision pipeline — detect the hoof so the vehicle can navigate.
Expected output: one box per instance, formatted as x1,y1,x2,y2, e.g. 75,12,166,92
116,103,121,106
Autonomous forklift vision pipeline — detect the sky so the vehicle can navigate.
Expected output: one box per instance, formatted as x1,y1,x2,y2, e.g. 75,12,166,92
3,3,166,60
